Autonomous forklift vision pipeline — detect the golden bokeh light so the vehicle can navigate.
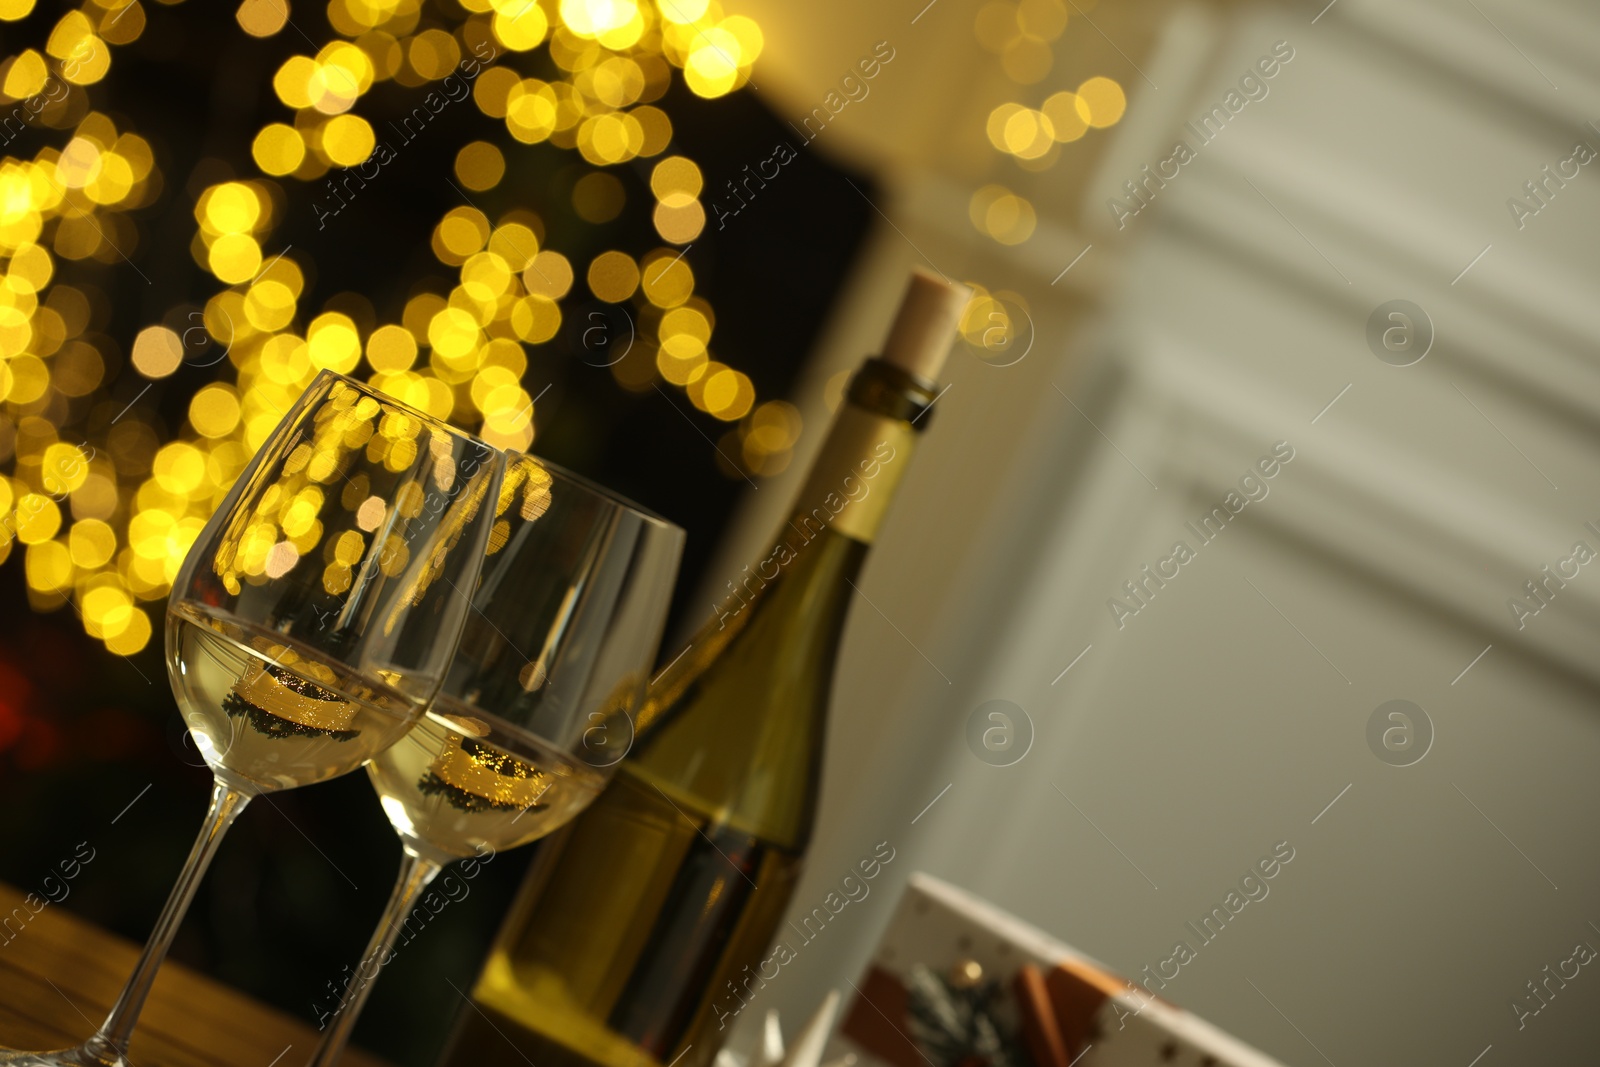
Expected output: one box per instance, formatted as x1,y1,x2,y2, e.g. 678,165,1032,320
68,519,116,569
48,14,109,85
434,206,490,263
252,123,307,175
409,29,462,79
0,0,780,654
473,67,520,117
208,232,263,284
1041,91,1088,142
978,0,1123,178
653,200,704,244
650,156,702,201
659,0,708,23
739,399,800,475
560,0,641,44
367,324,418,372
577,111,644,165
488,222,539,269
274,56,319,109
632,105,672,155
696,365,753,421
455,140,506,191
969,184,1037,245
523,250,573,299
25,540,72,597
682,27,740,98
15,494,61,545
189,385,242,438
103,609,152,655
236,0,289,37
987,103,1054,159
1075,75,1126,127
244,279,297,331
3,50,48,98
307,312,363,373
587,250,639,303
322,113,376,165
958,285,1024,357
656,341,705,386
131,325,183,379
640,248,693,307
202,183,263,234
493,4,549,51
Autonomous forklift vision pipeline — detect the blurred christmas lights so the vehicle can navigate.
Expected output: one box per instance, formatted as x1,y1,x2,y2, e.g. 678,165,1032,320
0,0,788,658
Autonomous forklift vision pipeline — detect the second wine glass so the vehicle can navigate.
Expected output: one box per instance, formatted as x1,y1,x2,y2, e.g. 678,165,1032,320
308,453,685,1065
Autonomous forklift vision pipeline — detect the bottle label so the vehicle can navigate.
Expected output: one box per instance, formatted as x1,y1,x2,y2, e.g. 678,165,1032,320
790,406,917,545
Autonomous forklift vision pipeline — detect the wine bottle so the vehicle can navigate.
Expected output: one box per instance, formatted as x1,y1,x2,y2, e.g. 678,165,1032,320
438,270,971,1067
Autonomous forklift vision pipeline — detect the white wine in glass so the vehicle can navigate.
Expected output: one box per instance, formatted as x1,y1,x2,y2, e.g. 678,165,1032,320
368,700,607,860
0,371,505,1067
168,602,424,791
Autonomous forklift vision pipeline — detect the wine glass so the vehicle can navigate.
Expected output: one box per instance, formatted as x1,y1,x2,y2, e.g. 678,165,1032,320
306,453,684,1066
0,371,505,1067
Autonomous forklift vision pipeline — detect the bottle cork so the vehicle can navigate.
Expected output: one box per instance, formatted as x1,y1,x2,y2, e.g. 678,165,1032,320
878,268,972,384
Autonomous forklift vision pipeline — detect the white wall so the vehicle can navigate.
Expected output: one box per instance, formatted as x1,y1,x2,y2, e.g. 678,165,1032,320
717,0,1600,1063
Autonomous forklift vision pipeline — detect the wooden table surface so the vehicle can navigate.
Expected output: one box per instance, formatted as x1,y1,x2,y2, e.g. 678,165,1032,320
0,882,393,1067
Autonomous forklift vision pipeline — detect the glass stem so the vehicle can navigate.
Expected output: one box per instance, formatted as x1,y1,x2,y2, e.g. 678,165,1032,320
82,779,251,1064
308,849,445,1067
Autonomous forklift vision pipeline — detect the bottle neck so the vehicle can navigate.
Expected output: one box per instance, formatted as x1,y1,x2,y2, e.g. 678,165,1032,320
785,356,939,547
787,405,916,546
632,358,939,746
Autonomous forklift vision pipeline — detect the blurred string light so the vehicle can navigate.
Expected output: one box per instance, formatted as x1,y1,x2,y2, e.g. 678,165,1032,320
956,284,1031,364
0,0,807,658
962,0,1118,370
971,0,1126,247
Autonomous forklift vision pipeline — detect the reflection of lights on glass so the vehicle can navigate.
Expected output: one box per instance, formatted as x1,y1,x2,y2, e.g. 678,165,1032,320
380,793,417,836
192,730,221,761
